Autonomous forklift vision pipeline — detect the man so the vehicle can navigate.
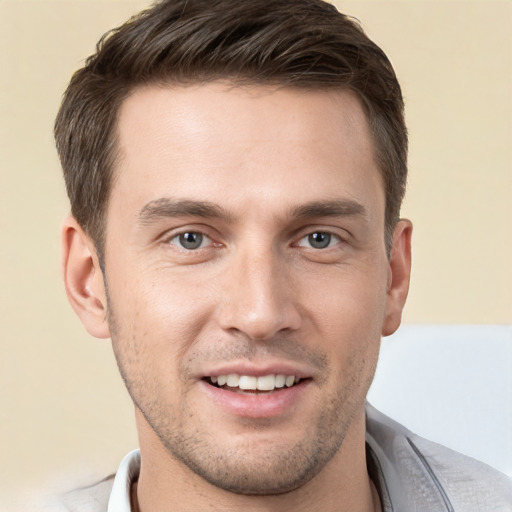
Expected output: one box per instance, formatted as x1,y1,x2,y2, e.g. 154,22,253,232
54,0,511,510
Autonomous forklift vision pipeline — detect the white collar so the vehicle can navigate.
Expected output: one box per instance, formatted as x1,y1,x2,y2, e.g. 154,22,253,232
108,449,141,512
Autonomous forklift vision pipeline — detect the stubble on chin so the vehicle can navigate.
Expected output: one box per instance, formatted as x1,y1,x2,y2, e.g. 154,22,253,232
134,350,374,496
106,289,378,496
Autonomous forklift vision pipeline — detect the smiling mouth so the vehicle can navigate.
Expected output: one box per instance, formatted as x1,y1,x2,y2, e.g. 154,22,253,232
204,374,306,393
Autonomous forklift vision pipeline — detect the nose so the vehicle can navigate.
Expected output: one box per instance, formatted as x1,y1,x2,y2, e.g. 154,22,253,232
216,245,302,341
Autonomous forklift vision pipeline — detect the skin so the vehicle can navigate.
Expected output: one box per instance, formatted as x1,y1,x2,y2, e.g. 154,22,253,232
62,83,412,512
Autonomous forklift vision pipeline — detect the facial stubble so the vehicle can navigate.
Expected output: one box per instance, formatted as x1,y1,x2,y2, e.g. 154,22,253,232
106,288,378,496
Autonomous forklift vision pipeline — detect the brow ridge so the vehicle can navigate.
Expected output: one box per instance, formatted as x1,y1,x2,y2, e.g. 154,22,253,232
138,198,233,224
138,197,367,226
291,199,367,219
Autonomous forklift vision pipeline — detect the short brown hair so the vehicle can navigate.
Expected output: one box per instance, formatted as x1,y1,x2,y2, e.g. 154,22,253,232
55,0,407,259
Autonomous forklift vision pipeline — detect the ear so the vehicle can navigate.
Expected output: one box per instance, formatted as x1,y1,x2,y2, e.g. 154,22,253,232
61,216,111,339
382,219,412,337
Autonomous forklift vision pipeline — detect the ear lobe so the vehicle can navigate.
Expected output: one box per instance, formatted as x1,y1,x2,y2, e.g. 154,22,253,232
61,216,111,339
382,219,412,337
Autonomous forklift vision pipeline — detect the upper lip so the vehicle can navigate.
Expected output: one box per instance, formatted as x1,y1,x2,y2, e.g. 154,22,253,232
197,361,314,380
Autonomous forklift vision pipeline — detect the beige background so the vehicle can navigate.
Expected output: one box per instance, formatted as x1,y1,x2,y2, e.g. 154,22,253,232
1,0,511,506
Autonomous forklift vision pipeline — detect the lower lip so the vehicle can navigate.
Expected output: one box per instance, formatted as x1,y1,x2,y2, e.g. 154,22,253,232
199,380,310,419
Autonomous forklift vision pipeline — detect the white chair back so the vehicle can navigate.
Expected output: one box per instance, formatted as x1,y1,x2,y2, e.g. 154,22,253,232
368,324,512,477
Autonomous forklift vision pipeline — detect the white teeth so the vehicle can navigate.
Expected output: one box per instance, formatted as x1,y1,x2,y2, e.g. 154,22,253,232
210,374,300,391
257,375,275,391
275,374,286,388
239,375,257,390
227,374,239,387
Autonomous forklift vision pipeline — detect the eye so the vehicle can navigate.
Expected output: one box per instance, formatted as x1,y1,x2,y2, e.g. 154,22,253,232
170,231,211,250
297,231,341,249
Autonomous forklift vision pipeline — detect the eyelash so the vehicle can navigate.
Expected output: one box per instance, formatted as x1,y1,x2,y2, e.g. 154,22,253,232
163,228,344,253
165,230,218,251
295,231,343,250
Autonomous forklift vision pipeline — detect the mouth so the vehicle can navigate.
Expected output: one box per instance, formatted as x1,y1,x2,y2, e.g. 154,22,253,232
200,369,313,418
203,374,306,394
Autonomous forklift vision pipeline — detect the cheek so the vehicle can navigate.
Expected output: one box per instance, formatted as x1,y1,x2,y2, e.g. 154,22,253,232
302,262,389,333
299,262,387,384
107,269,218,371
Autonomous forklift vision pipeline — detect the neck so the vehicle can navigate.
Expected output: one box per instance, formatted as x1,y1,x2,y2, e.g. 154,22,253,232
133,408,380,512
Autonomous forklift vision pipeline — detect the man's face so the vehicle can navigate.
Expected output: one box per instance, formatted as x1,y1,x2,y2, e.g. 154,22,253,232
102,83,405,494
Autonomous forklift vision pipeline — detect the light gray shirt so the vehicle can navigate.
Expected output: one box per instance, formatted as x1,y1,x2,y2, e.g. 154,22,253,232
58,404,512,511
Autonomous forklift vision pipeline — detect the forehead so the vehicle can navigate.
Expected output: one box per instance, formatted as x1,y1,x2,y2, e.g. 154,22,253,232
110,82,383,225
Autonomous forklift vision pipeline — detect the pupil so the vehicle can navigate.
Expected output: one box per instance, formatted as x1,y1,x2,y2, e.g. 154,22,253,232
309,232,330,249
180,232,203,249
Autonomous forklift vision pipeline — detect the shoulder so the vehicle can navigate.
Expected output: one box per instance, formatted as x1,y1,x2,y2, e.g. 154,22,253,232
366,403,512,511
53,475,114,512
409,433,512,509
42,449,140,512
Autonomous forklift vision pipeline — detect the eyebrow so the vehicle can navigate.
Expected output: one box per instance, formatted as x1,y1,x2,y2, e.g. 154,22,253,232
290,199,367,220
138,197,367,226
138,198,233,225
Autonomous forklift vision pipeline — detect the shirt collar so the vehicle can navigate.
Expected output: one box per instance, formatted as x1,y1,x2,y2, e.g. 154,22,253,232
108,449,141,512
